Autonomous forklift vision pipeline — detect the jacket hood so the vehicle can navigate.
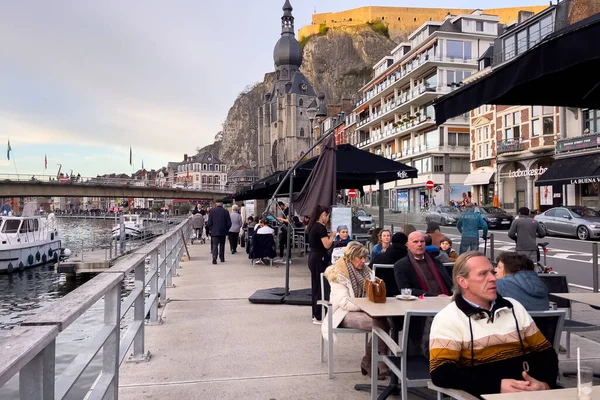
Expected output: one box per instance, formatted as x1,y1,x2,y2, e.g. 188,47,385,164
501,270,548,299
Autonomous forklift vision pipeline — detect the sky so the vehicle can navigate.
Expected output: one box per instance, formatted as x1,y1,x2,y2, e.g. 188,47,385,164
0,0,546,177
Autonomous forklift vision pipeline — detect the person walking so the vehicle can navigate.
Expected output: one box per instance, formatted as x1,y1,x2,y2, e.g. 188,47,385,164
191,212,205,244
456,204,488,254
307,205,336,324
208,202,231,265
228,204,243,254
508,207,546,264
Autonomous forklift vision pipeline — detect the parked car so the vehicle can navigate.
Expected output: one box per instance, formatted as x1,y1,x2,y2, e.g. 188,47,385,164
424,205,461,226
473,206,514,229
534,206,600,240
355,208,374,229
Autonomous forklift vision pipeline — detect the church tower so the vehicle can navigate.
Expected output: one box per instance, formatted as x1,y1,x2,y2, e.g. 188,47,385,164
257,0,317,178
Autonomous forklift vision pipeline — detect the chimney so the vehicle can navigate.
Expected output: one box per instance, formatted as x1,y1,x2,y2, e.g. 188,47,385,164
518,11,534,23
184,154,188,162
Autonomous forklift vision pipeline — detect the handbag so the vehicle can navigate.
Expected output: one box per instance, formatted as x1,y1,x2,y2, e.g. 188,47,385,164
365,277,386,303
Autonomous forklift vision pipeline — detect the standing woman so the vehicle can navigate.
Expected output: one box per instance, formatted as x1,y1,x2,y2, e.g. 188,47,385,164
307,205,337,324
228,204,243,254
370,229,391,261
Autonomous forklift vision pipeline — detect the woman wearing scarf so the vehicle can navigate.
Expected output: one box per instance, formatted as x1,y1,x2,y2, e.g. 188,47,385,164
322,242,390,380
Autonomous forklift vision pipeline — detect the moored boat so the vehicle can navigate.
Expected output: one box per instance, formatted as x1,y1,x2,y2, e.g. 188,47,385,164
111,214,149,239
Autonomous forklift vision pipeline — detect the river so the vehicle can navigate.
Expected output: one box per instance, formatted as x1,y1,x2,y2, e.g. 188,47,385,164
0,218,135,399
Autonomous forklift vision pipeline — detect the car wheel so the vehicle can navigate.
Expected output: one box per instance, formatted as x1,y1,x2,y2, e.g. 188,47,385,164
577,226,590,240
441,217,447,226
538,222,549,236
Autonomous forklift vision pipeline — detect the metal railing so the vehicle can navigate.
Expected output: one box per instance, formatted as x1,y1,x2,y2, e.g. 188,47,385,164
0,173,234,194
497,138,527,155
0,218,192,399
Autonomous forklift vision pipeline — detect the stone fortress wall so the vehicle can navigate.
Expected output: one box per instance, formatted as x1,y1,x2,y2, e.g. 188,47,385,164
298,5,547,41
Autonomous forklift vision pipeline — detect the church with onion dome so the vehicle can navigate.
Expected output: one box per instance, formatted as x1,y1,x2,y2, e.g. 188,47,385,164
257,0,318,179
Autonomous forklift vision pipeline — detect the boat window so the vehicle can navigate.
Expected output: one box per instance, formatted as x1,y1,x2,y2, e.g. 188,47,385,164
27,219,39,232
2,220,21,233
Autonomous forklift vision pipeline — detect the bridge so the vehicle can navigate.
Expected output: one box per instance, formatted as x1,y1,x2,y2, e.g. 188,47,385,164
0,174,232,199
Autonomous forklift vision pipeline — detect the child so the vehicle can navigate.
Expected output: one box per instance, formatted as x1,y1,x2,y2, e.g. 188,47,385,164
440,236,458,262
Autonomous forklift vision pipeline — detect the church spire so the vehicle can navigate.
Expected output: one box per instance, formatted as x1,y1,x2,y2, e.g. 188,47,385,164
281,0,294,35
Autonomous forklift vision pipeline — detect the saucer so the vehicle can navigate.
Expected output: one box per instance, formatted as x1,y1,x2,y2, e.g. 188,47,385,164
395,295,418,301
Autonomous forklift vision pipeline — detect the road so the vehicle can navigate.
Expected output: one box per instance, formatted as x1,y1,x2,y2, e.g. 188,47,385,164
366,207,600,289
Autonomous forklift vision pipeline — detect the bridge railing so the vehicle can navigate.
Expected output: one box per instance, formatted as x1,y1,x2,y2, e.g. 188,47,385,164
0,173,235,194
0,217,193,399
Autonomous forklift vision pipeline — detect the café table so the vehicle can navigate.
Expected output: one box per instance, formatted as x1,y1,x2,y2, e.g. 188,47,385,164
550,292,600,308
349,296,452,399
481,385,600,399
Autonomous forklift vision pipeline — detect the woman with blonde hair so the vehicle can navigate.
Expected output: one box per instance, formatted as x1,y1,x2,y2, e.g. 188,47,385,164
370,229,391,260
323,241,390,379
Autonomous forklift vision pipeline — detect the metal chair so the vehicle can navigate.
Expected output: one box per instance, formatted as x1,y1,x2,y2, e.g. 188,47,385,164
538,274,600,358
317,272,369,379
372,310,437,400
372,264,400,297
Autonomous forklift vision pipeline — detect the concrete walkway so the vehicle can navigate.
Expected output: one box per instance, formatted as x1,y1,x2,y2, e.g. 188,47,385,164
118,240,600,399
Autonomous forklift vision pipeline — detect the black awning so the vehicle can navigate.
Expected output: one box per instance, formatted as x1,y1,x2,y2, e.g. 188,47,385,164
434,12,600,125
535,153,600,186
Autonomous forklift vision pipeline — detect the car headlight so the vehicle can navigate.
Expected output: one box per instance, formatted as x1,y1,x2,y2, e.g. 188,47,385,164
487,217,498,222
590,224,600,229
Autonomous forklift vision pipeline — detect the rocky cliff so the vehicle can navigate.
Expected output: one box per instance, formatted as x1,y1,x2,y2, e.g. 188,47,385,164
199,26,397,169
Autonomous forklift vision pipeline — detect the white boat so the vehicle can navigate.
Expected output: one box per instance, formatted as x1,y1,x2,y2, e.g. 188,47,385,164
111,214,148,239
0,213,63,273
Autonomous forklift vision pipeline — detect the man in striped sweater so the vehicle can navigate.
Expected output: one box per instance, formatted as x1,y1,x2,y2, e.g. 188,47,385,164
429,251,558,397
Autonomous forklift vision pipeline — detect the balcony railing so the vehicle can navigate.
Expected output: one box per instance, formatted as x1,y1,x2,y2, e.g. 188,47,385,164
497,138,527,155
357,114,435,148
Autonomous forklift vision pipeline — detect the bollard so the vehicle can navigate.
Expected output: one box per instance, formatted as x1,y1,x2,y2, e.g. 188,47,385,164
489,233,495,261
593,243,599,293
390,224,394,234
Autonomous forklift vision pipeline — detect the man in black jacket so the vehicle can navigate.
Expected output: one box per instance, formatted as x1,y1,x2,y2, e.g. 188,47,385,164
208,201,232,265
393,232,452,297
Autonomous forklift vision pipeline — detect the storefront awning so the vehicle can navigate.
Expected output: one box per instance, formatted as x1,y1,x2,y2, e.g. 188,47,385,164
433,12,600,125
464,171,495,186
535,154,600,186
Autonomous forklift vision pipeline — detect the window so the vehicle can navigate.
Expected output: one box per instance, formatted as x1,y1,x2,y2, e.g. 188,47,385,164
433,156,444,172
196,175,199,181
300,128,305,137
447,132,470,146
504,111,521,140
202,164,207,171
583,109,600,132
543,116,554,135
476,21,484,32
477,128,482,141
450,157,470,173
484,22,496,34
478,145,482,159
214,175,220,184
299,99,303,107
446,40,472,60
446,70,472,85
202,176,207,184
485,143,491,158
532,106,540,118
208,176,213,184
529,24,541,47
484,126,490,140
543,106,554,115
215,165,220,172
532,118,540,137
2,220,20,233
424,72,437,88
517,30,528,55
540,15,553,37
504,36,515,61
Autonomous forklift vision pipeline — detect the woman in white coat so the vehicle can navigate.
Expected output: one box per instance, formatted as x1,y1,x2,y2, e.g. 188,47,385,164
322,241,390,379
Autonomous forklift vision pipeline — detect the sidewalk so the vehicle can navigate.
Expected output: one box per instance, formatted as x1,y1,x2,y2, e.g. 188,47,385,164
117,239,600,399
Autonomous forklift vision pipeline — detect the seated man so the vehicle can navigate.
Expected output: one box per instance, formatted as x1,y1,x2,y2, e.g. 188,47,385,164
429,251,558,397
394,232,452,297
495,252,549,311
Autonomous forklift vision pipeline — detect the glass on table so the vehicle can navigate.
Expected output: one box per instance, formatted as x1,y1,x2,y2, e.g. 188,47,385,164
401,288,412,298
578,366,593,400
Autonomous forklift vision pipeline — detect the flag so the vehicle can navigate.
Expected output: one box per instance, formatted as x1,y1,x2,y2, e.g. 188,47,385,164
44,154,47,170
7,140,11,160
129,146,132,166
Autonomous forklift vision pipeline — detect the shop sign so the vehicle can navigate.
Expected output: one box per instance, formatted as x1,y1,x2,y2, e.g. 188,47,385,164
570,177,600,185
508,167,548,178
556,133,600,153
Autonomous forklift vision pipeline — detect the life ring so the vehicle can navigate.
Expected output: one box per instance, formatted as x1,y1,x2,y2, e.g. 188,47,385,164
28,254,34,265
36,251,41,261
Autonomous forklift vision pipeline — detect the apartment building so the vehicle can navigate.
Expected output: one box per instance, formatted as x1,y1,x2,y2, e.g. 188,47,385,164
349,10,500,212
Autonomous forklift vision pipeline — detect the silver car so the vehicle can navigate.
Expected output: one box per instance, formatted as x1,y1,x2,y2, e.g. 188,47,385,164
424,206,461,226
356,208,374,229
534,206,600,240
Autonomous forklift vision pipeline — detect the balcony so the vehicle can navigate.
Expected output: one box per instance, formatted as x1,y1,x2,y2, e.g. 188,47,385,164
497,138,527,155
357,114,435,149
354,54,478,108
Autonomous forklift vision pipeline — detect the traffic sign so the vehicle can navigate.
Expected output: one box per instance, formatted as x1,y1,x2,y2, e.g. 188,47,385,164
348,189,357,199
426,180,434,190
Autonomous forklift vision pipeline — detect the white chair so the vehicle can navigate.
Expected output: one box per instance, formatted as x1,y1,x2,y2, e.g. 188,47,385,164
317,272,369,379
